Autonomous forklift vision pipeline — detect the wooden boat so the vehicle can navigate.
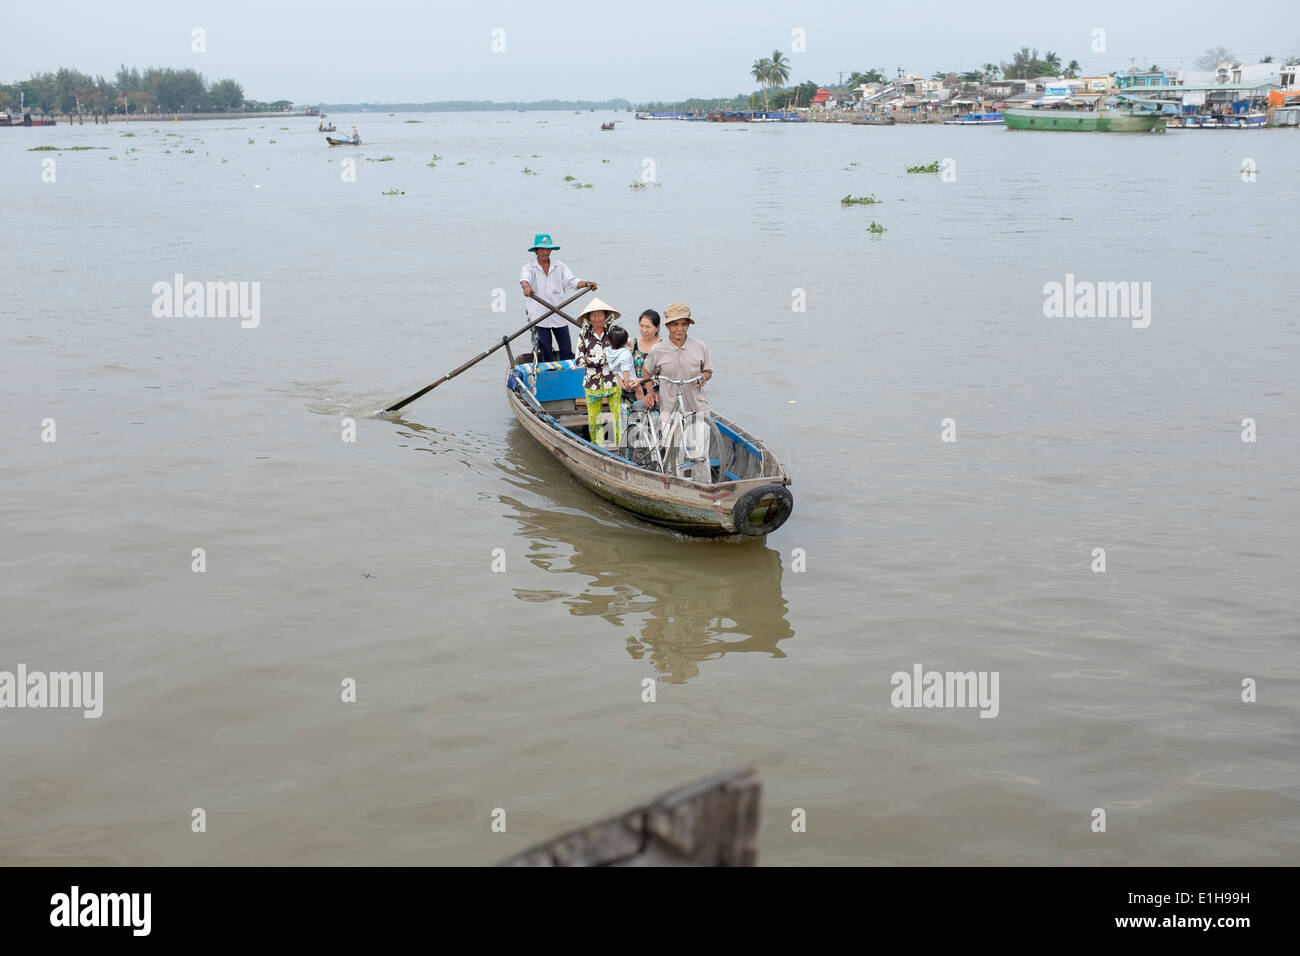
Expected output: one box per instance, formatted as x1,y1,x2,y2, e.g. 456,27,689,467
506,357,793,537
600,122,615,130
851,115,896,125
1003,107,1165,132
1193,111,1266,129
325,136,361,146
499,767,760,866
318,124,336,132
944,111,1004,125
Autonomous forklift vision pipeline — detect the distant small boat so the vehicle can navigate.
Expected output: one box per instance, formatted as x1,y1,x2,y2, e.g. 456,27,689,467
1189,111,1266,129
326,136,361,146
944,112,1003,125
318,124,337,132
851,115,895,125
600,122,615,130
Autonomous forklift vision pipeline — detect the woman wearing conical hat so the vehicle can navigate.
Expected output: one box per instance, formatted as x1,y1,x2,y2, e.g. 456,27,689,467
574,298,625,449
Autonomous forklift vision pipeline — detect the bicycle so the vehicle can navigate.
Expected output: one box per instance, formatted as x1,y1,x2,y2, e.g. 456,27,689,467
627,375,709,479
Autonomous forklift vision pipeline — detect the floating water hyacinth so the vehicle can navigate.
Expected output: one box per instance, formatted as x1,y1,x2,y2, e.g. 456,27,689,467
368,155,395,162
28,146,105,151
868,221,886,234
522,167,537,175
841,194,880,206
907,161,940,174
381,188,405,195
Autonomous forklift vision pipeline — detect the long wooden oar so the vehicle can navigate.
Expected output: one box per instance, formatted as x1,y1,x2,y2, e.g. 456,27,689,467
383,286,593,413
524,290,590,331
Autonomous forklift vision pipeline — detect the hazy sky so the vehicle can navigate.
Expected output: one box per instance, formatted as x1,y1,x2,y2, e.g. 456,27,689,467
10,1,1300,102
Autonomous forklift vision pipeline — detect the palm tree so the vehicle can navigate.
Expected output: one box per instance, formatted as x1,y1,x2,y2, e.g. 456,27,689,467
1065,59,1081,78
982,63,999,82
751,57,771,110
1044,51,1062,74
768,49,790,108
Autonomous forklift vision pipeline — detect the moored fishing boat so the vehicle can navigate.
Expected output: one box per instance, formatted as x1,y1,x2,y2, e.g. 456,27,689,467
505,357,793,537
944,111,1004,125
851,114,895,125
1003,107,1165,132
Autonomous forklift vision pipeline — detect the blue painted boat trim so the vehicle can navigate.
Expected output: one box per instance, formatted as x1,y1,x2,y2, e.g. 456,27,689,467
515,385,625,461
712,418,762,461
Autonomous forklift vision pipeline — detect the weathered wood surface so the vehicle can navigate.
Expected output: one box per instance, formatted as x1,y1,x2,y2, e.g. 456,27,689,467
498,767,761,866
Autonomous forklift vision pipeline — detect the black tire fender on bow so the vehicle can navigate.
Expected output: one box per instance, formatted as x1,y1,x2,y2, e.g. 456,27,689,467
732,483,794,537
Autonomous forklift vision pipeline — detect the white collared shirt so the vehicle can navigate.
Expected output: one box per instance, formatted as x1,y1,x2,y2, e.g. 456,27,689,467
520,257,581,328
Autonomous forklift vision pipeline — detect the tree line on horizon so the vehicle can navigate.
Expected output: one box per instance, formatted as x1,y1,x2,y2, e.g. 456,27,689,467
1,65,292,115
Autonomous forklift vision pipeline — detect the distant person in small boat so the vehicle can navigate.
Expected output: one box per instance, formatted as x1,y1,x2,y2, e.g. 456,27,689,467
629,309,661,411
519,233,596,362
574,299,624,448
640,303,713,482
351,124,361,143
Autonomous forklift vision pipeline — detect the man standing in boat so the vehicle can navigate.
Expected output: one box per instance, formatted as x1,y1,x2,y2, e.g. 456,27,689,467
519,234,596,362
640,303,713,483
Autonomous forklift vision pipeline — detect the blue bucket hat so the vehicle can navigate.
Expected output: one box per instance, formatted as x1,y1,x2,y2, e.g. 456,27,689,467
529,233,560,251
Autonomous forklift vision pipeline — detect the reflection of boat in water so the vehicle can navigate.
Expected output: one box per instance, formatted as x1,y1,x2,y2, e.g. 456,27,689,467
498,426,794,684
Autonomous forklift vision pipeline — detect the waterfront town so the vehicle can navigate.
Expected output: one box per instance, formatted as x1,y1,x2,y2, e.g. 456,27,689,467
638,57,1300,127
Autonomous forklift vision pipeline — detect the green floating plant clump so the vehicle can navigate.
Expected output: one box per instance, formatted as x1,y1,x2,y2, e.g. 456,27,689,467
907,161,940,174
841,194,880,206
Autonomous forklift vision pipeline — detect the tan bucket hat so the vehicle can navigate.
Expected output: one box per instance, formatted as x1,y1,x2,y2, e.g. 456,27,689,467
664,302,695,324
576,298,621,322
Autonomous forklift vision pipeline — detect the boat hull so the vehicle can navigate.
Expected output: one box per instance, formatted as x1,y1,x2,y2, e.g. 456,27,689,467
325,136,360,146
944,113,1004,125
506,385,792,537
1003,108,1165,132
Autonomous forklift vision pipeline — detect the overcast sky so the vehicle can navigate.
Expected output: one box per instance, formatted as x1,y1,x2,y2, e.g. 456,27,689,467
10,0,1300,102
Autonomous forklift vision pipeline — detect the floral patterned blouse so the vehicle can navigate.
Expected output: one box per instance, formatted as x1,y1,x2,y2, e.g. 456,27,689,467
575,322,618,391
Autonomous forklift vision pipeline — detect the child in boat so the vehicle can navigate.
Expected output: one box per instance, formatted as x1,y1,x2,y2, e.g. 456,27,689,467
603,326,636,392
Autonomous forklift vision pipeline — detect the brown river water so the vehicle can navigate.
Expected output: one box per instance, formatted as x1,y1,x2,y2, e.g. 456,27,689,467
1,112,1297,864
